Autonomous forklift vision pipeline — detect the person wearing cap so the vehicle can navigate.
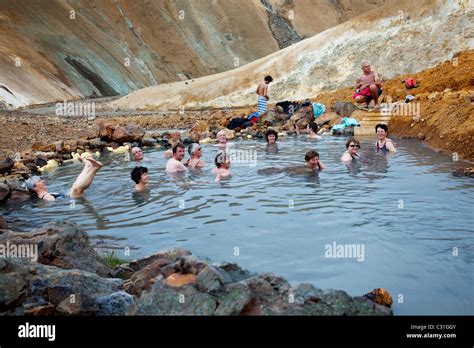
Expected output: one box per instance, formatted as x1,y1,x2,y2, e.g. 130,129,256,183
26,157,103,201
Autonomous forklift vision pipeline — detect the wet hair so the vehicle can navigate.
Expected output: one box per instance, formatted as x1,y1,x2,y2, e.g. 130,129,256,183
265,129,278,142
308,122,318,133
346,138,361,149
375,124,388,133
304,150,319,162
188,143,201,156
131,166,148,184
214,151,228,168
264,75,273,83
172,142,185,154
361,60,370,68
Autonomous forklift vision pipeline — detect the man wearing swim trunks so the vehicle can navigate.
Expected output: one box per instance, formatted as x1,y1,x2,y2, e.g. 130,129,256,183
353,61,382,109
256,75,273,115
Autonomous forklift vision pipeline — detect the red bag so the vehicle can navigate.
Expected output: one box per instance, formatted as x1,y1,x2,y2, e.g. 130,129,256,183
404,78,418,89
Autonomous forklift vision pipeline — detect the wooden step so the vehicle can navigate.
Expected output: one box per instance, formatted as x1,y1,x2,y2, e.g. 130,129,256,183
359,120,389,126
362,114,391,118
362,116,392,121
354,126,376,136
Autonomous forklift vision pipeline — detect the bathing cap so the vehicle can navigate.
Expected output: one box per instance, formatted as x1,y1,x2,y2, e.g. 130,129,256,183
25,176,42,191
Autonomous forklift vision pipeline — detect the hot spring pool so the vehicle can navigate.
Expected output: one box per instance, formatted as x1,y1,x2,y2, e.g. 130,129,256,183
2,136,473,315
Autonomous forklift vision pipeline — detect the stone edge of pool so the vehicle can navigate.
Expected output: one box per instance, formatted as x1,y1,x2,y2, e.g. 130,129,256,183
0,220,393,316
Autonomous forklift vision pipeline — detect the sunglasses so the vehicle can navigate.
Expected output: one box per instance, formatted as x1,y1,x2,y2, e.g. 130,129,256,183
349,144,360,148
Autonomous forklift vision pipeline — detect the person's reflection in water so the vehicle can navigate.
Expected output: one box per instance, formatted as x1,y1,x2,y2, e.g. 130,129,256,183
132,189,150,204
345,160,362,175
372,152,390,173
266,143,279,154
70,197,109,230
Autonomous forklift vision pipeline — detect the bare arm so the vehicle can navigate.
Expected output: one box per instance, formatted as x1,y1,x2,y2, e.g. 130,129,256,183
386,140,397,152
374,72,382,87
317,160,326,169
341,153,352,162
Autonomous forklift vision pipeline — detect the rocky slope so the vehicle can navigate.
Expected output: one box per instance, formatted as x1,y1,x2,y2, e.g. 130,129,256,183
0,221,393,315
111,0,473,110
0,0,392,108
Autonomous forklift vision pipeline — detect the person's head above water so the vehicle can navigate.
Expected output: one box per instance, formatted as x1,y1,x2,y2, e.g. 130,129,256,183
131,147,144,161
361,60,372,74
131,166,148,190
216,130,227,144
172,143,186,161
346,138,361,154
265,129,278,144
304,150,320,169
25,176,47,196
215,151,230,169
375,124,388,140
188,143,202,158
264,75,273,84
307,122,318,134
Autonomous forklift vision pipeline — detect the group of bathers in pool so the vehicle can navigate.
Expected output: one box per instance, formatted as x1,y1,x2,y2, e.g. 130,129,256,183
25,123,395,200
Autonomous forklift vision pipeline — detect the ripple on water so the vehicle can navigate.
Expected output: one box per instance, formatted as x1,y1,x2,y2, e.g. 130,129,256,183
2,137,473,315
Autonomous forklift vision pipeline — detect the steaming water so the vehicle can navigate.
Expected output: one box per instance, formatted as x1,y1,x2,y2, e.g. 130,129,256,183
2,136,473,315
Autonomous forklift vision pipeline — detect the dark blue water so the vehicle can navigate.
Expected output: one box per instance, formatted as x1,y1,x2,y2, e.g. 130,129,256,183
2,136,473,315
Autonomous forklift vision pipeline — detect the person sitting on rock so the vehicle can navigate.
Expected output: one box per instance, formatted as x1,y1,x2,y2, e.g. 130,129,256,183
305,150,326,170
213,151,231,181
256,75,273,115
131,166,149,191
341,138,361,162
166,143,187,173
265,129,278,144
26,157,103,201
131,147,144,161
184,143,205,169
375,124,396,153
353,60,382,109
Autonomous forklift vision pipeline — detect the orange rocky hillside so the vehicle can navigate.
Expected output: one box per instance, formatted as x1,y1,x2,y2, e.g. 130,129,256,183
315,50,474,161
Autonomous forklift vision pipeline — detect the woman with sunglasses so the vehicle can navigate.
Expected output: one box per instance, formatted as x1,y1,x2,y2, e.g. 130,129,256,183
184,143,205,169
341,138,361,162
